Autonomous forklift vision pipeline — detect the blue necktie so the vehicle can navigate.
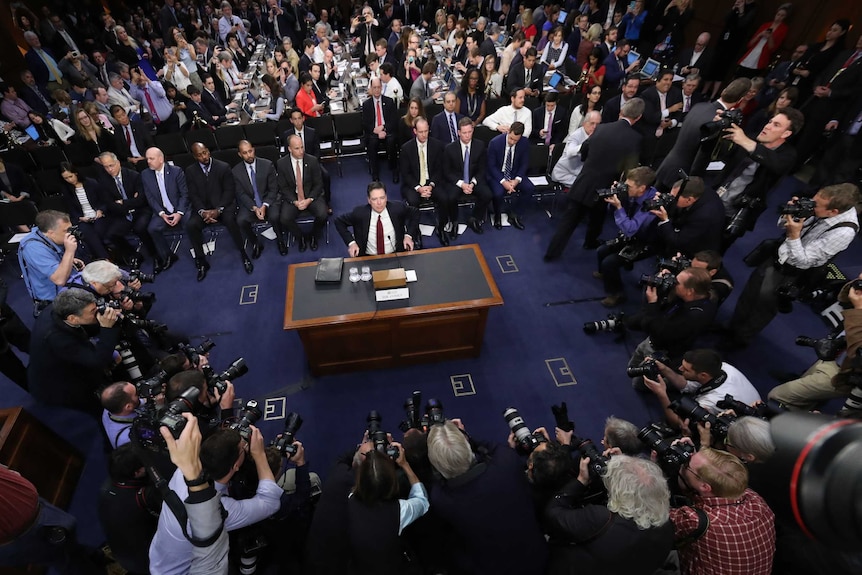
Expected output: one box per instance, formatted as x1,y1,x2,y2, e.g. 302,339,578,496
463,145,470,183
448,113,457,142
504,146,513,180
250,166,262,207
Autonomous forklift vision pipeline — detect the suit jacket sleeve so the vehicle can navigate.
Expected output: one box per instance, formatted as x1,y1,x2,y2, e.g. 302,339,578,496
486,137,505,184
400,141,420,191
277,158,297,203
233,165,255,211
306,157,324,201
185,167,206,213
262,161,278,206
173,168,190,215
334,209,359,248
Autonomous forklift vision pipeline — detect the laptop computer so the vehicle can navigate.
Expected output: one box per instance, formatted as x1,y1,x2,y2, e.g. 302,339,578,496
547,71,575,90
627,50,640,67
638,58,661,81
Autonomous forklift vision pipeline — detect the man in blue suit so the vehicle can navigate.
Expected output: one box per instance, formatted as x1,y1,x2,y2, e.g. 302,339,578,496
22,31,68,93
485,124,533,230
140,147,189,274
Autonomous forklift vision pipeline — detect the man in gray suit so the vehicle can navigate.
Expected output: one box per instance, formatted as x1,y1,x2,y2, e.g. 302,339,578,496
410,61,443,107
232,140,285,256
654,78,751,192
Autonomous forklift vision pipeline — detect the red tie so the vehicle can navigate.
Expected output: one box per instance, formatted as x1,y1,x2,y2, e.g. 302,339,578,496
125,126,132,146
376,99,383,127
376,214,385,254
842,50,861,69
143,87,160,123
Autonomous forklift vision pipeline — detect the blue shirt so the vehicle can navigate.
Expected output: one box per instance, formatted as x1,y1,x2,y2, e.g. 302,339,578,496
18,228,65,301
101,410,136,449
613,186,658,238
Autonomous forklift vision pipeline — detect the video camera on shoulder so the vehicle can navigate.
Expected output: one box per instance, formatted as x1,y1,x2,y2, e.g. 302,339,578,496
583,312,626,335
779,197,816,221
270,412,303,459
700,108,744,142
399,390,445,433
367,410,400,460
597,181,628,200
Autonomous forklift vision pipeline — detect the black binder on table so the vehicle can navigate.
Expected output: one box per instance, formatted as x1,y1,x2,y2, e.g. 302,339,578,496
315,257,344,283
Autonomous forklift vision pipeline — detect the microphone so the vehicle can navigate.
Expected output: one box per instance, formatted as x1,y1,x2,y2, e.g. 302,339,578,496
388,234,403,270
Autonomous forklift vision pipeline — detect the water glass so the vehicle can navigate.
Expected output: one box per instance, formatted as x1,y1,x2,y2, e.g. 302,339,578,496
348,267,360,283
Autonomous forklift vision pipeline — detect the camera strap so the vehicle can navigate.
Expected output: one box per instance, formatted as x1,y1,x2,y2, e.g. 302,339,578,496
695,370,728,397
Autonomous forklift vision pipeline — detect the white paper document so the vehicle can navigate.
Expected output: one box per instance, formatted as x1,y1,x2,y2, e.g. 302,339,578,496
342,138,362,146
8,233,29,243
261,227,277,240
528,176,549,186
419,224,435,237
375,287,410,302
706,161,726,172
191,240,216,257
406,270,417,282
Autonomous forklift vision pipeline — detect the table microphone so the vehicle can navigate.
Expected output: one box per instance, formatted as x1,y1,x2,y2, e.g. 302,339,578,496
388,234,403,269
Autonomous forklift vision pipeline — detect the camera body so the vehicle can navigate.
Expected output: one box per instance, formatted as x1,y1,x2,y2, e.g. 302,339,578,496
796,333,847,362
700,108,744,142
583,312,625,335
128,269,155,284
228,399,262,441
639,272,677,293
669,396,735,444
504,407,548,455
637,422,695,475
641,193,676,213
202,357,247,396
779,197,816,221
179,339,216,368
96,297,123,314
119,287,157,304
597,181,629,200
626,352,669,379
657,256,691,275
399,391,445,433
715,394,784,420
136,369,167,399
367,411,400,460
271,412,303,458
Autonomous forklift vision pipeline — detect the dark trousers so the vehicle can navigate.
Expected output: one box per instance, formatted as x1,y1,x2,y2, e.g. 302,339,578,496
440,183,492,227
596,243,654,295
321,166,332,205
730,261,786,345
130,208,158,258
237,205,283,246
0,306,31,391
545,199,605,259
186,209,246,260
154,112,181,135
811,134,862,188
489,178,535,216
278,199,328,240
366,133,397,179
147,212,190,262
75,219,110,260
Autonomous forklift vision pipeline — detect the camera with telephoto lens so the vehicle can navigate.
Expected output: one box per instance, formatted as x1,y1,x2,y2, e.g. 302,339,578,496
130,386,201,452
583,312,625,335
178,339,216,368
700,108,744,142
135,369,167,399
657,256,692,275
571,432,609,477
597,181,629,200
119,287,156,304
366,411,400,460
726,195,767,237
779,197,816,221
228,399,262,441
271,412,303,458
503,407,548,455
796,334,847,362
159,386,201,439
641,192,676,213
669,396,735,445
626,352,669,379
637,422,695,475
124,314,168,334
639,272,678,293
128,269,155,284
715,394,785,420
202,357,248,396
399,391,446,433
604,232,634,250
67,225,84,242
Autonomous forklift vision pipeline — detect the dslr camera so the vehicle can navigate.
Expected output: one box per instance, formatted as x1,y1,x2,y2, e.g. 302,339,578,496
271,412,303,459
726,195,767,237
669,396,735,445
639,272,677,293
700,108,744,142
715,394,784,420
179,339,216,368
657,256,692,275
779,197,816,221
227,399,262,441
597,181,629,200
367,410,400,460
504,407,548,455
637,422,695,476
135,369,167,399
796,333,847,362
399,391,445,433
67,225,84,242
626,352,669,379
641,193,676,213
583,312,626,335
202,357,248,396
131,386,201,452
127,268,155,284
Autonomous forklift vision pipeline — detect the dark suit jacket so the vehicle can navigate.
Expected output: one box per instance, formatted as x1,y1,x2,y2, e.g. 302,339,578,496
335,201,419,254
480,38,497,60
160,5,181,41
114,121,155,161
657,188,726,256
97,167,148,217
361,95,397,137
62,178,107,220
444,138,489,188
675,47,714,77
201,89,229,119
141,164,190,215
400,137,445,194
185,159,237,214
570,119,642,206
18,84,53,116
0,163,32,198
505,62,543,95
25,47,62,87
530,105,569,144
640,85,683,135
486,133,529,183
813,48,862,104
282,127,321,158
276,154,324,203
430,110,464,144
298,53,314,74
718,141,797,205
50,30,83,61
184,99,218,128
601,94,625,124
656,100,724,190
232,158,279,211
679,91,707,122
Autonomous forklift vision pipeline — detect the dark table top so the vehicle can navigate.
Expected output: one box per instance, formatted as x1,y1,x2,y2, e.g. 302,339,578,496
284,244,503,329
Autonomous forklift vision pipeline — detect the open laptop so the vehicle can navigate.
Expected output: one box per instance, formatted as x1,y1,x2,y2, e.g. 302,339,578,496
638,58,661,81
547,71,575,90
627,50,640,68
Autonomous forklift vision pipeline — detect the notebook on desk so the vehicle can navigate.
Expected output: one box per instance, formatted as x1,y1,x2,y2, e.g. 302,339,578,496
315,258,344,283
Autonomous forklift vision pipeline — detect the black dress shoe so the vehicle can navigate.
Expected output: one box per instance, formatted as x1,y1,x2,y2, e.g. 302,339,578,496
252,242,264,259
467,217,483,234
277,240,288,255
127,254,142,269
449,223,458,239
298,236,308,253
242,258,254,274
153,260,164,275
162,253,178,272
195,259,210,282
310,236,319,251
493,214,502,230
437,229,449,246
582,239,601,250
510,214,525,230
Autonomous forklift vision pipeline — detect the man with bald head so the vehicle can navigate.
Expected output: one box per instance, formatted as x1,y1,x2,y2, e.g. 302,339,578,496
361,76,398,182
185,142,252,281
675,32,713,78
141,147,189,274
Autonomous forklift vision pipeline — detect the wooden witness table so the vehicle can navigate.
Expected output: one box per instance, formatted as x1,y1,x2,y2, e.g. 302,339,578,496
284,244,504,376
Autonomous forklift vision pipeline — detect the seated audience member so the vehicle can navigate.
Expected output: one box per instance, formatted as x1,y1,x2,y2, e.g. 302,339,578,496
140,147,188,274
545,455,674,575
426,420,549,575
505,46,541,97
200,75,238,126
531,92,567,148
110,105,154,168
482,88,533,138
97,151,158,262
18,210,83,310
28,288,121,416
233,140,284,256
552,110,600,186
651,176,725,258
670,448,776,575
442,117,493,238
485,122,532,230
430,91,463,145
276,135,328,252
283,108,332,207
336,181,418,256
626,267,717,389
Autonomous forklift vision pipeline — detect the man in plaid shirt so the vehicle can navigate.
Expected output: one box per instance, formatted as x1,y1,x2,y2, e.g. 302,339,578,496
670,447,775,575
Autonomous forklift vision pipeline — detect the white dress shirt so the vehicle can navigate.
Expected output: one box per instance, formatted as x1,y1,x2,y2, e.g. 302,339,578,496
365,208,396,255
482,105,533,139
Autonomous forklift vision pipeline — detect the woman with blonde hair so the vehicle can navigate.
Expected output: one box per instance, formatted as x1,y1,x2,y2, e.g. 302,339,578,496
162,47,192,94
72,105,116,161
482,54,504,99
115,25,158,81
577,24,603,67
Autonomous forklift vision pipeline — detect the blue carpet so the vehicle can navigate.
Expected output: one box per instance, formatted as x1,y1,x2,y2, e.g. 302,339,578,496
1,157,859,548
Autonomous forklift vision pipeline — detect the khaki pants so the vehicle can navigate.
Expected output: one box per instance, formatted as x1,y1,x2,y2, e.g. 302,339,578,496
767,360,843,411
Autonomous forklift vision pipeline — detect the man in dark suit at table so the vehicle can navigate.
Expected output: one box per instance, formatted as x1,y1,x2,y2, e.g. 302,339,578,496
141,147,188,274
362,77,399,183
185,142,253,281
110,105,154,170
505,47,542,98
282,108,332,207
201,75,238,126
276,135,328,252
184,85,218,129
655,78,750,192
486,122,533,231
443,117,493,238
232,140,285,256
336,181,419,257
544,98,644,261
400,117,446,243
97,151,157,265
602,75,639,125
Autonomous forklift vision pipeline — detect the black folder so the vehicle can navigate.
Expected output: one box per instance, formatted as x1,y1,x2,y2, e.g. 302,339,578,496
315,257,344,283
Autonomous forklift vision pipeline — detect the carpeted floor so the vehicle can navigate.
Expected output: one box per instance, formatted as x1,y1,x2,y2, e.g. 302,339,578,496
0,155,859,550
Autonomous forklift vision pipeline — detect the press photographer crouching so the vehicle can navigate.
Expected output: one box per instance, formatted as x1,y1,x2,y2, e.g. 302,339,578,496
690,250,734,306
624,267,717,389
594,167,660,308
545,455,674,575
28,288,121,417
165,370,237,437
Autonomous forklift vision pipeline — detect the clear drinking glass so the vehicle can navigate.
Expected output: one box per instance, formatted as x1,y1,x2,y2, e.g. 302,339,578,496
360,266,372,282
348,267,360,283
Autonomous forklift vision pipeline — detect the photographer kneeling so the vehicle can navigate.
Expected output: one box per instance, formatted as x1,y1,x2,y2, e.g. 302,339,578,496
545,455,674,575
166,370,235,436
